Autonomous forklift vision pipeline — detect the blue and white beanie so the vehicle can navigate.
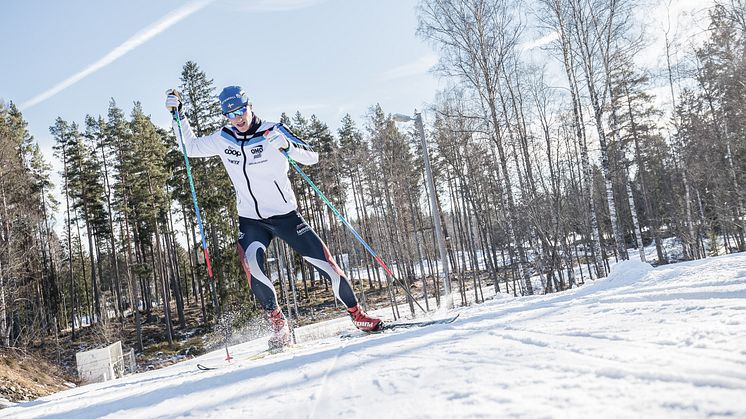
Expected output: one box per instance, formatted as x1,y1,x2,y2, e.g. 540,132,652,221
219,86,249,114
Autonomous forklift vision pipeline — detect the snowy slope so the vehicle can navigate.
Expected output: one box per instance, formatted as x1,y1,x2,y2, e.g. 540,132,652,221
4,253,746,418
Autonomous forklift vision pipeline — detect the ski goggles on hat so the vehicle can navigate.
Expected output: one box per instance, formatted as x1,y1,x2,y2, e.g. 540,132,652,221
225,107,248,119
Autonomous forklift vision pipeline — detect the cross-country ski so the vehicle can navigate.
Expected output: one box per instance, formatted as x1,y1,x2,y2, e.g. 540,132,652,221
340,314,460,338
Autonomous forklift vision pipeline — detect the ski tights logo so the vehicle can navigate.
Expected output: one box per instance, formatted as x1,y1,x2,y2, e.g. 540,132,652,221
296,223,310,236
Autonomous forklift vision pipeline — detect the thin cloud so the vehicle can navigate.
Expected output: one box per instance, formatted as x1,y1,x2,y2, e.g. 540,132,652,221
520,31,559,51
19,0,215,111
380,54,439,81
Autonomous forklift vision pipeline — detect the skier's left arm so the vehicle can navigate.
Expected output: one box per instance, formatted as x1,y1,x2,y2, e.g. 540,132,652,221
264,124,319,165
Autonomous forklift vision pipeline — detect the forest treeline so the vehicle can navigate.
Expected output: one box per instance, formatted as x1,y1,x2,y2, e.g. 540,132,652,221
0,0,743,350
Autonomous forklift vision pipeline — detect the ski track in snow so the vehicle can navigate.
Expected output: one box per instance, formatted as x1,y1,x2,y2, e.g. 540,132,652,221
4,254,746,418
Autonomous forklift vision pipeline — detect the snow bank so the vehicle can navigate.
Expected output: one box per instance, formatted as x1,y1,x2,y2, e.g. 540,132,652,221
604,259,654,286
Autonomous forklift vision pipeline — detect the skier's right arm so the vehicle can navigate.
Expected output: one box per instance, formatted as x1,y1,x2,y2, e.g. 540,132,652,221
166,89,221,157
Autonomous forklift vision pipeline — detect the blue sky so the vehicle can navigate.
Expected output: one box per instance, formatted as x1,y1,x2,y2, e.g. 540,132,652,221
1,0,442,159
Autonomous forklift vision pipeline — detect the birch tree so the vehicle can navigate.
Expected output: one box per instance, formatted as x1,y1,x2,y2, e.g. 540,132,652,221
418,0,534,294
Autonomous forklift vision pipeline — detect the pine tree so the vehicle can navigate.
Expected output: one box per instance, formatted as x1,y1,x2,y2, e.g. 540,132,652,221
27,142,61,332
50,117,80,339
129,102,175,344
64,122,107,323
86,115,124,317
693,4,746,251
1,102,56,345
106,99,144,350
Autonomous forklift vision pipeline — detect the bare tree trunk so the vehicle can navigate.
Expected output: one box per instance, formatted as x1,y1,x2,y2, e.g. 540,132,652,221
485,84,533,295
609,103,644,262
549,0,606,276
154,229,173,345
682,169,699,259
165,203,186,329
0,187,10,346
81,201,101,323
569,2,626,262
99,135,123,319
120,183,143,351
417,167,441,305
722,122,745,250
623,80,667,264
662,6,698,260
184,205,207,324
405,190,429,310
460,180,483,303
59,146,77,339
624,166,646,262
448,173,467,305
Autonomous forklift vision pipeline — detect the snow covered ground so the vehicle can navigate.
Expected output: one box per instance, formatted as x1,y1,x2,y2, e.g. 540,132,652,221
4,253,746,418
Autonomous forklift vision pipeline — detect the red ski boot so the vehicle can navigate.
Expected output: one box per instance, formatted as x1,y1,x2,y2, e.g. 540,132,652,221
347,305,383,332
267,307,290,350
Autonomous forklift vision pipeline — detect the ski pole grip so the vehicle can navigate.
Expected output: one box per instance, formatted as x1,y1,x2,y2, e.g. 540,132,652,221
166,88,183,115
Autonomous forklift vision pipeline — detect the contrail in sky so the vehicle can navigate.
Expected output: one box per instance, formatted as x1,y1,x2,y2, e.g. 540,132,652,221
20,0,215,111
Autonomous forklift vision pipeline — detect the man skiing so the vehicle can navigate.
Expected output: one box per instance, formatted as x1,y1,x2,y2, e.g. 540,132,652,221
166,86,382,349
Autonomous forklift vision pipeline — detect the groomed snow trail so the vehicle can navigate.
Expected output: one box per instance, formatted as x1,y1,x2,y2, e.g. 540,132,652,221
4,254,746,418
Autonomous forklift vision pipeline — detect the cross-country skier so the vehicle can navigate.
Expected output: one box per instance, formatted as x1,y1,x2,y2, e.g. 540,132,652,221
166,86,382,348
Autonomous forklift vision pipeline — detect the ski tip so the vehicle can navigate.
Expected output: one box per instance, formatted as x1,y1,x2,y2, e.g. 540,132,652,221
197,363,217,371
431,313,460,323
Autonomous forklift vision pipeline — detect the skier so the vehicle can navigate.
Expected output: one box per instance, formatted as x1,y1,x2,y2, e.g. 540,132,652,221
165,86,382,348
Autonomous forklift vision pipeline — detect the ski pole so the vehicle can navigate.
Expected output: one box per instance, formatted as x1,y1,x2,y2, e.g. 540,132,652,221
279,148,427,315
172,110,232,361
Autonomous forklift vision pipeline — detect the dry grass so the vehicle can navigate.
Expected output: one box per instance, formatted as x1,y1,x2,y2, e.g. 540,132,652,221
0,348,74,403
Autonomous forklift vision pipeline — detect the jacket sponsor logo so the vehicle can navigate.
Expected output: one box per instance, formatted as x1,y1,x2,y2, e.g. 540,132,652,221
225,148,241,156
251,145,263,159
296,223,310,236
227,158,240,165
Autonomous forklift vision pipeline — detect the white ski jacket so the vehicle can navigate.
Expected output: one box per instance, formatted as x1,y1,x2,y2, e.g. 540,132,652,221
174,115,318,220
